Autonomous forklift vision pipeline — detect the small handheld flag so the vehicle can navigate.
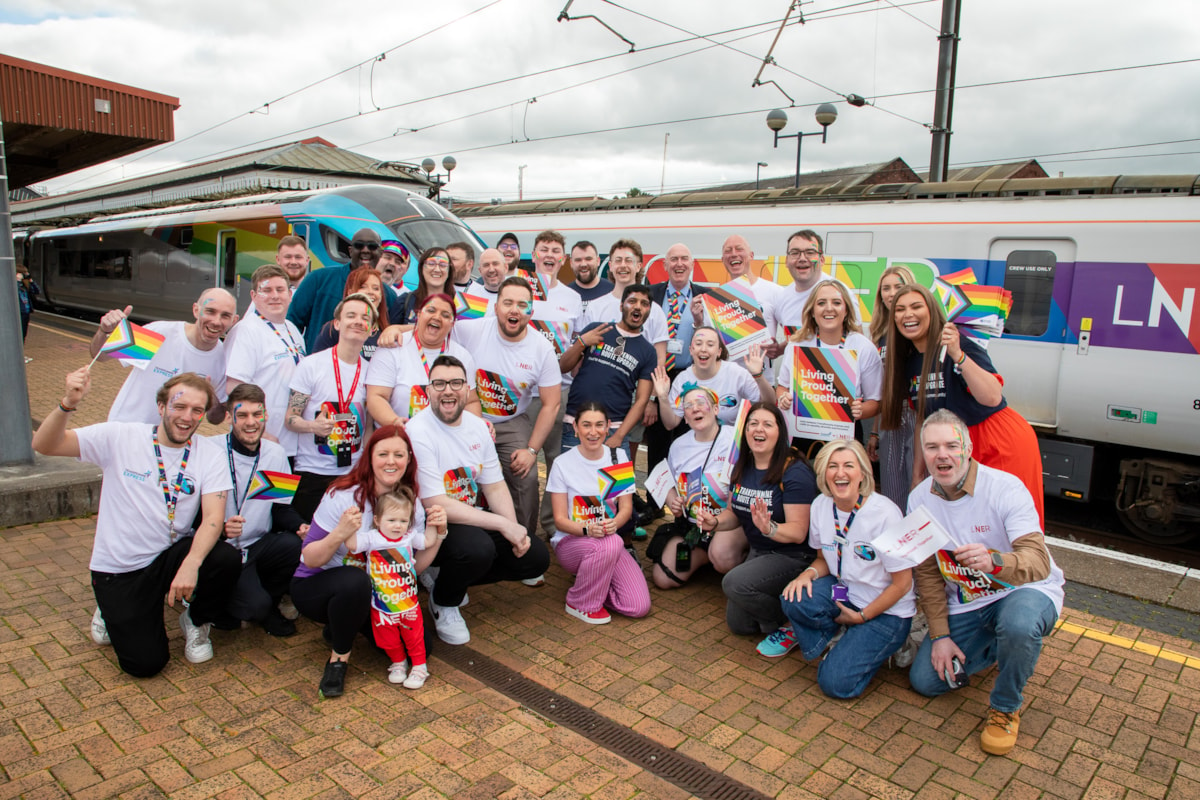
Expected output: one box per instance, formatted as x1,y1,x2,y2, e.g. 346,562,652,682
456,291,489,320
246,470,301,503
91,319,165,370
598,461,636,500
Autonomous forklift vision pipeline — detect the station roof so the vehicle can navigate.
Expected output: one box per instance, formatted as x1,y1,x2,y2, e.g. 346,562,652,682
916,159,1048,182
699,157,922,193
0,53,179,189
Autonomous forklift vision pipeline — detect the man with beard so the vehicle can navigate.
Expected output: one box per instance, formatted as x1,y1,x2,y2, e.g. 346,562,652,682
446,241,476,293
771,230,836,348
288,228,406,352
559,284,657,453
33,370,240,677
497,232,523,273
452,277,562,540
224,265,306,456
93,288,237,426
406,356,549,644
275,235,311,290
208,383,305,637
567,240,613,313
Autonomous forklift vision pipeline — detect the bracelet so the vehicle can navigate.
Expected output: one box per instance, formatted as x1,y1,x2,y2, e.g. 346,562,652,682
858,610,868,623
803,566,819,578
955,351,967,366
767,520,779,538
749,369,764,378
869,432,879,440
59,402,78,413
930,633,950,642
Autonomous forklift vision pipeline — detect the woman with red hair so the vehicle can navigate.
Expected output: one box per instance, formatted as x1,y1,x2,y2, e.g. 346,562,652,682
291,424,441,698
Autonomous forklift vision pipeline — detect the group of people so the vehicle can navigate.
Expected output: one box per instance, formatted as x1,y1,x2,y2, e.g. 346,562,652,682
31,224,1062,757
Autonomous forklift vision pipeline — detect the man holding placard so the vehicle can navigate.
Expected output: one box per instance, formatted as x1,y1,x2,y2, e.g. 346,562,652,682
906,409,1064,757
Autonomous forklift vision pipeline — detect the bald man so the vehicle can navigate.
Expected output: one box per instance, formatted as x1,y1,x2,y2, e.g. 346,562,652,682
699,234,784,380
93,288,239,424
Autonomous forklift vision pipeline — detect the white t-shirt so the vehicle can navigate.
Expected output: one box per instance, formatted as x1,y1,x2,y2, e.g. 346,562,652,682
107,321,228,423
534,280,584,327
809,492,917,618
452,319,561,422
77,423,232,572
668,361,762,424
224,312,306,455
772,278,827,339
667,425,738,522
208,434,292,550
289,349,368,475
908,464,1063,615
582,292,669,345
778,332,883,401
366,336,476,420
406,407,504,507
545,445,629,548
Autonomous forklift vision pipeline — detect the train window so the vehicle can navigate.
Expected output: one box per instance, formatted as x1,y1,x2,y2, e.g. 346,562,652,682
323,226,351,263
222,237,238,287
391,219,480,255
1003,250,1056,337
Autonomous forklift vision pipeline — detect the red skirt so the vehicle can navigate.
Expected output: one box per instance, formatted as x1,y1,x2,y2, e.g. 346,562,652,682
969,407,1045,530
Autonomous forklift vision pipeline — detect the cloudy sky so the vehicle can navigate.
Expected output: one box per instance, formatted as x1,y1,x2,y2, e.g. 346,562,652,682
4,0,1198,202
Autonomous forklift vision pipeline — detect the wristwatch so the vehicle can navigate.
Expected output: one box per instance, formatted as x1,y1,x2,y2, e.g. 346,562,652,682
990,552,1004,573
526,446,537,456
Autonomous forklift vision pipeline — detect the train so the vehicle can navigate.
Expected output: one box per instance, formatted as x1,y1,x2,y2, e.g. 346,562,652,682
457,175,1200,544
14,184,484,321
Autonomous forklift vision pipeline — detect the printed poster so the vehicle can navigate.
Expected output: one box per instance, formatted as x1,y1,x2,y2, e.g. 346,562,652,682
790,346,858,441
870,505,952,569
700,279,770,360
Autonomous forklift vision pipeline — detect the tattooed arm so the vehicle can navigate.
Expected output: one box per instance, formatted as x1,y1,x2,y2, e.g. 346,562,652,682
285,390,335,436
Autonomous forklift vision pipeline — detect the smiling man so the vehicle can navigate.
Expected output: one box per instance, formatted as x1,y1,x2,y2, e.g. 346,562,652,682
93,288,237,426
275,235,311,289
34,369,240,677
567,240,613,313
771,230,836,350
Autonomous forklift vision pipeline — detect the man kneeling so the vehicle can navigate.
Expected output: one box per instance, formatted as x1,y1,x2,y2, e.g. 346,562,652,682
907,409,1064,756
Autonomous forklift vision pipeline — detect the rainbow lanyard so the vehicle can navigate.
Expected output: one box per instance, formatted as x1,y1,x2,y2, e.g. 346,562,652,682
226,434,260,516
831,494,863,581
819,335,847,348
152,426,192,541
255,309,303,364
417,339,448,379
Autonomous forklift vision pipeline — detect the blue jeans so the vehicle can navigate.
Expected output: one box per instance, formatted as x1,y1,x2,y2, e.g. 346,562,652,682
782,575,912,699
908,587,1058,713
560,422,630,456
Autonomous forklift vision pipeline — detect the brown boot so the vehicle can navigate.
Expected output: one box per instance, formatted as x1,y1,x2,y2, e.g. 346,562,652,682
980,707,1020,755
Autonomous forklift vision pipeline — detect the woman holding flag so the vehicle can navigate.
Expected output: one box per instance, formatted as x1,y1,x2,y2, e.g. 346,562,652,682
365,293,480,428
880,284,1044,527
545,402,650,624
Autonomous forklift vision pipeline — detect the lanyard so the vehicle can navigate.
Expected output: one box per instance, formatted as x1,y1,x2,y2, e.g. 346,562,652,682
831,494,863,580
152,426,191,540
226,434,261,516
819,335,847,348
698,424,722,473
332,348,362,414
256,309,303,364
417,339,448,379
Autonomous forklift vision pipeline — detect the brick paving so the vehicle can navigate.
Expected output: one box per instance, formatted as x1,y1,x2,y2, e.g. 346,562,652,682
6,320,1200,799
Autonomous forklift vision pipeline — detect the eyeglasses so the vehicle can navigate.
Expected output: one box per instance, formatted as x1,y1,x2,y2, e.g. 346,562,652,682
429,379,467,391
682,399,713,411
351,241,380,251
787,249,822,259
424,258,449,267
497,243,519,252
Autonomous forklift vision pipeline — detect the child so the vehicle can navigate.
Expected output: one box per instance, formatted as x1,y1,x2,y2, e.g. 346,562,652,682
344,488,446,688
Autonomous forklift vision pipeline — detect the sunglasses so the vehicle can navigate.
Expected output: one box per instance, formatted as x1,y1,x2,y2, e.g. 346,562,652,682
351,241,380,251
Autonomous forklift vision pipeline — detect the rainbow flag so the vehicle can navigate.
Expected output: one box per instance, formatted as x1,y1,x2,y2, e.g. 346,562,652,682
727,399,752,465
933,278,969,320
456,291,489,320
100,319,165,369
598,461,636,500
700,280,769,360
938,267,978,286
932,270,1012,341
246,470,301,503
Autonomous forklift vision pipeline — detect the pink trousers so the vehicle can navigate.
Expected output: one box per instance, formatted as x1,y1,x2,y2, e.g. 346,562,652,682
554,533,651,618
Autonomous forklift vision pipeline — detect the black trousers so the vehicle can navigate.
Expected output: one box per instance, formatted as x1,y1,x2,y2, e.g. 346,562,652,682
293,472,338,523
227,532,302,623
430,523,550,607
290,566,372,655
91,538,241,678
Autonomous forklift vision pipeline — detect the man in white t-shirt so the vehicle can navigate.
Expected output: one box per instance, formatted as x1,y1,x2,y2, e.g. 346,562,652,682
33,369,241,677
224,265,306,456
208,383,306,637
474,247,508,305
453,277,562,539
701,235,784,381
406,356,549,644
771,230,837,345
94,288,238,425
907,409,1065,757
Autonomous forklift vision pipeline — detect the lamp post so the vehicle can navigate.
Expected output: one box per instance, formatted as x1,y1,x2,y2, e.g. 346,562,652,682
421,156,457,203
766,103,838,189
755,162,768,190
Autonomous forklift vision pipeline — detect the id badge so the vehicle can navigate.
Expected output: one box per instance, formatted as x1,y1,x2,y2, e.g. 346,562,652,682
666,339,683,354
831,583,850,602
336,440,353,468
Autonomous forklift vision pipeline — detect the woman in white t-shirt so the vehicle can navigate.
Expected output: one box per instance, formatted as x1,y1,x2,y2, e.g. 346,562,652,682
546,402,651,625
776,280,883,459
646,385,741,590
653,326,773,429
778,439,916,699
366,293,480,426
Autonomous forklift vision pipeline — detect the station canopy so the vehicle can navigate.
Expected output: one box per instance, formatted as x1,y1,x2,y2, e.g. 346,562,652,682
1,53,178,189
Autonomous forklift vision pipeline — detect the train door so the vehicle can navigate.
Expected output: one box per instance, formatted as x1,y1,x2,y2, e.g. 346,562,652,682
217,230,238,289
982,239,1076,428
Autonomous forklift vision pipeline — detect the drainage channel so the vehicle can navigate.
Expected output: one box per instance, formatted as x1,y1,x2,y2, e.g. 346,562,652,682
434,645,773,800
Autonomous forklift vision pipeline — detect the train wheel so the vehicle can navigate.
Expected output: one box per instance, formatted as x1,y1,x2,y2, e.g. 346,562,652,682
1115,459,1199,545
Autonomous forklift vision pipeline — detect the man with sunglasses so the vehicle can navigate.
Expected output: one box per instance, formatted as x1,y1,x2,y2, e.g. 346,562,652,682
288,228,407,352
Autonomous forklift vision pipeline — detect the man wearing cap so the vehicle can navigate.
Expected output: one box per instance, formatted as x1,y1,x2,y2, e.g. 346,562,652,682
497,233,523,274
377,240,411,295
288,228,406,352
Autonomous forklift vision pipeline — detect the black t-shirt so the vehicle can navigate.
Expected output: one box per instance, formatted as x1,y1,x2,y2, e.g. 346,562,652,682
905,336,1007,426
730,458,818,554
568,279,614,303
567,323,656,421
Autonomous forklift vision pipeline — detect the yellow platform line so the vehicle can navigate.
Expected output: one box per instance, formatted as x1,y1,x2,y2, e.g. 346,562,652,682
30,321,93,344
1055,620,1200,669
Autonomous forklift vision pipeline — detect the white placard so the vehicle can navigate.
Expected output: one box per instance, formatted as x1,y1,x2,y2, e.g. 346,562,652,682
870,505,952,568
645,460,675,508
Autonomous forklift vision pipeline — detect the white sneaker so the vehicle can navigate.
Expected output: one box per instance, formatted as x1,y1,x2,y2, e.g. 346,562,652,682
521,574,546,587
403,663,429,689
90,608,110,645
277,597,300,621
429,600,470,645
179,609,213,664
387,661,409,684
